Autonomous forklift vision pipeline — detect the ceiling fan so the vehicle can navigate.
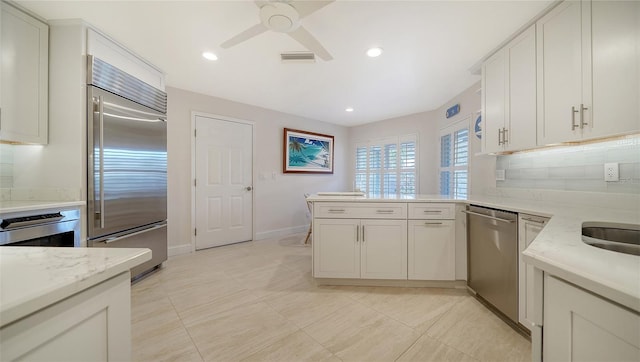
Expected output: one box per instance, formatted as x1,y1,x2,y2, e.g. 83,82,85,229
221,0,335,61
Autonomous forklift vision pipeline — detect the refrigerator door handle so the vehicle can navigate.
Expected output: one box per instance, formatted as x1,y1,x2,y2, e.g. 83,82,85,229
98,95,105,229
100,223,167,244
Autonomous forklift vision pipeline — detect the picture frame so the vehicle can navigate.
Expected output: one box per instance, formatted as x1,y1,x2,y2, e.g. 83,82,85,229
283,128,334,174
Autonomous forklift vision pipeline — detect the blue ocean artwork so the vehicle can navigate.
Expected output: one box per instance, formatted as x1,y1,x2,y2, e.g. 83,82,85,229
288,136,331,169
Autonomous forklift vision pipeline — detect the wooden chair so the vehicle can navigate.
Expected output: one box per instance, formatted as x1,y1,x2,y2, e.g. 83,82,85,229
304,193,312,244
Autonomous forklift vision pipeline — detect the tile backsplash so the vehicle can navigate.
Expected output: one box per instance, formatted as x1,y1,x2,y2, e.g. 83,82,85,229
496,136,640,194
0,144,13,188
0,144,81,202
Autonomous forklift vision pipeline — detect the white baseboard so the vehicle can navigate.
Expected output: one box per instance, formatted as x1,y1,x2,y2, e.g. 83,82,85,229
314,278,467,289
168,243,193,257
254,225,308,241
169,225,309,255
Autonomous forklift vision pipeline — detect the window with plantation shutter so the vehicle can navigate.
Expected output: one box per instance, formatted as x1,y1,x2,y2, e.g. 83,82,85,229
355,146,368,193
439,118,470,199
354,135,418,196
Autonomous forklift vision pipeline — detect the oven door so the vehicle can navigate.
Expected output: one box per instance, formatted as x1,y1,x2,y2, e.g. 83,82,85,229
0,219,80,247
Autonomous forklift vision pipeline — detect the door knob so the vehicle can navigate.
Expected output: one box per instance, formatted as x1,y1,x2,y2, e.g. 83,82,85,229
245,186,252,191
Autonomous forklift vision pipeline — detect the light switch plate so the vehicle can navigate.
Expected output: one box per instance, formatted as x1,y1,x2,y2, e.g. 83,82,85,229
496,169,506,181
604,163,619,182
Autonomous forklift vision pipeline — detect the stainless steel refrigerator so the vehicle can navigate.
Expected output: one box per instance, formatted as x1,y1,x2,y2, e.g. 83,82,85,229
86,55,168,278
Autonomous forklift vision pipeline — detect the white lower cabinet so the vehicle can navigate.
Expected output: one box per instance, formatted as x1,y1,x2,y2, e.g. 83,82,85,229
313,218,407,279
313,202,456,281
543,274,640,361
518,214,549,330
408,203,455,281
407,220,455,280
0,272,132,361
313,218,360,278
360,219,407,279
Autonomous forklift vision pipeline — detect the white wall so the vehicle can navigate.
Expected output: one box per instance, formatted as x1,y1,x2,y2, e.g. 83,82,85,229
167,87,349,255
11,21,87,197
0,144,14,189
348,110,440,194
347,81,494,196
435,81,495,197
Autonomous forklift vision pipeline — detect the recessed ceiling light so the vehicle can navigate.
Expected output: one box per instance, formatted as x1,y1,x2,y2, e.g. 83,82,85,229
366,47,383,58
202,52,218,61
345,107,354,112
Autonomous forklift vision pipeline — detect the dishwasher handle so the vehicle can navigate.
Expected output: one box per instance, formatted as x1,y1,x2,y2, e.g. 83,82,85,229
462,210,515,224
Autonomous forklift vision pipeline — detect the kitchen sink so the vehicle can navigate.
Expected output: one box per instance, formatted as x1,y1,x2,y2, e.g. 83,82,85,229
582,222,640,256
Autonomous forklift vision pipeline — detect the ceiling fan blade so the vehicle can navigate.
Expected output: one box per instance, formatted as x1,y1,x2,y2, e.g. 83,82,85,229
292,0,335,18
220,23,268,48
288,25,333,61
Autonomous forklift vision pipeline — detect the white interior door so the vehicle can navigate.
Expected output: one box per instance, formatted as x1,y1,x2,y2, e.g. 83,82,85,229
195,115,253,249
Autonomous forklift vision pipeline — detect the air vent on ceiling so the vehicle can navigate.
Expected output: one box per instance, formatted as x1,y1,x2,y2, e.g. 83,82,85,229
280,52,316,63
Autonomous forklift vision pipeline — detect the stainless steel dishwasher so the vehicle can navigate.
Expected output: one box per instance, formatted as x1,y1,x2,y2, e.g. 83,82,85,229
464,205,519,325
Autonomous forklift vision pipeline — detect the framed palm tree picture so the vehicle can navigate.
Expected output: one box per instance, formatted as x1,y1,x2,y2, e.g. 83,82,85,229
283,128,334,174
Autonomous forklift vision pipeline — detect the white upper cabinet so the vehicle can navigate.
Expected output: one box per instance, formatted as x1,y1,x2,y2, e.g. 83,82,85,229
482,25,536,153
0,2,48,144
482,46,506,153
536,1,585,144
537,0,639,144
589,0,640,139
507,26,538,151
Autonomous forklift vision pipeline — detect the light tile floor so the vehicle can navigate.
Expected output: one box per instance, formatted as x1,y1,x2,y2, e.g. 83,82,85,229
131,233,531,362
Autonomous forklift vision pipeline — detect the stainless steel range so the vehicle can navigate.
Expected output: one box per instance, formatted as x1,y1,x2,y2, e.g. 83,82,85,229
86,55,168,279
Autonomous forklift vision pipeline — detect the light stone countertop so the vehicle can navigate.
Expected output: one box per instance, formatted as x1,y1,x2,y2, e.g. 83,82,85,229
0,247,151,327
310,193,640,312
0,200,85,215
306,193,463,203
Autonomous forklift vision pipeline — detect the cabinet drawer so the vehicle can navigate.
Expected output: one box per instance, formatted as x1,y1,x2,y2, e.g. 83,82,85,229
314,202,407,219
408,203,455,219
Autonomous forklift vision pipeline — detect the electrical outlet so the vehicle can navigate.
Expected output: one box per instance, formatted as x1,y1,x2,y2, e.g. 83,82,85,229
604,163,619,182
495,169,506,181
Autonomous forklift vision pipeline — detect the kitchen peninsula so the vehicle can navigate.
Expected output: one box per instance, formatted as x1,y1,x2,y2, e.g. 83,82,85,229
0,246,151,361
308,192,640,360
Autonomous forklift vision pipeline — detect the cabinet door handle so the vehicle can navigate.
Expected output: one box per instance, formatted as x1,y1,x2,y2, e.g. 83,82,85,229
424,222,443,225
503,128,508,145
571,106,580,130
376,210,394,214
362,225,365,242
423,210,442,213
498,128,503,145
356,224,359,242
97,96,105,229
328,209,345,213
580,104,589,127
